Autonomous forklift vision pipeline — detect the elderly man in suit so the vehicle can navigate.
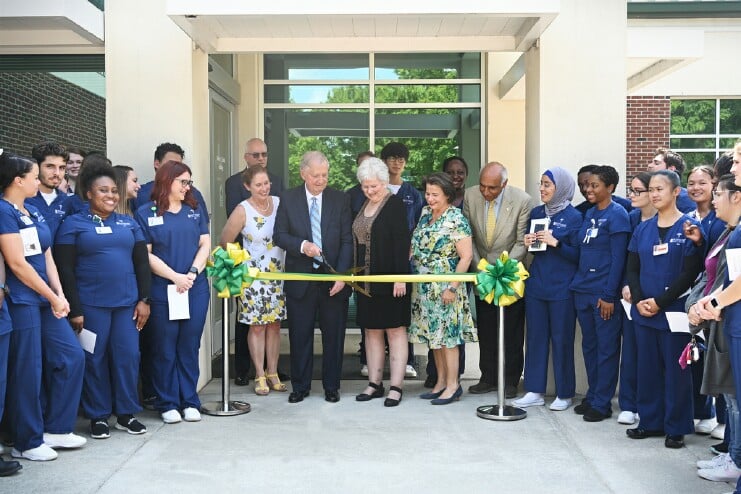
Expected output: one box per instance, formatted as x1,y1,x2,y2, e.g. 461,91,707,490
464,162,533,398
274,151,353,403
224,137,285,387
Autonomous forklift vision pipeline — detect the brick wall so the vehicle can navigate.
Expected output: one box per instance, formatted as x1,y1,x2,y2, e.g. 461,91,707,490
0,72,106,156
626,96,670,181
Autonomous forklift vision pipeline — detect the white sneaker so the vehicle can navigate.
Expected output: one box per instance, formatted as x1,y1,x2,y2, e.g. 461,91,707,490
696,418,719,435
549,397,572,411
360,365,369,377
617,411,638,425
698,455,741,482
161,409,182,424
183,407,201,422
711,423,726,440
698,453,729,469
405,365,417,378
513,392,545,408
11,444,58,461
43,432,86,449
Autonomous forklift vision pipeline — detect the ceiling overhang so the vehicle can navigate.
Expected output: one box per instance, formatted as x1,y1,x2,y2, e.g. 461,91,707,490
0,0,104,55
167,0,560,53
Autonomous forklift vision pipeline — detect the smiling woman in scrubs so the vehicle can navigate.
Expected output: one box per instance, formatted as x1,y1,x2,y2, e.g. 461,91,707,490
570,165,631,423
134,160,210,425
626,170,704,449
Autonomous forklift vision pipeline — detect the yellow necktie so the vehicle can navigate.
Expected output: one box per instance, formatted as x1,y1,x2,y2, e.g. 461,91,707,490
486,201,496,245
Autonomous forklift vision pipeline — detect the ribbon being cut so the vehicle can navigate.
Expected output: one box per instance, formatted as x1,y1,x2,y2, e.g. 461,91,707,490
207,243,528,306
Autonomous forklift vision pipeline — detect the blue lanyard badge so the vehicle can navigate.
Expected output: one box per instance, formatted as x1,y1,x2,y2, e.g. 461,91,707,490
583,219,598,244
148,206,163,227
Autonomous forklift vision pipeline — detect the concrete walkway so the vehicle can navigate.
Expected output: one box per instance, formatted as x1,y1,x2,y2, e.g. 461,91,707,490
1,377,732,494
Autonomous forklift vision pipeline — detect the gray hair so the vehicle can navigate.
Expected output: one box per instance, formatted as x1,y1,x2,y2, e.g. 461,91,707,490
356,157,389,184
480,161,509,182
300,150,329,170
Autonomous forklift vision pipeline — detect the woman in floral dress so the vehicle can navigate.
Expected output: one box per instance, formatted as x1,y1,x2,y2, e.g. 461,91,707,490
219,166,286,396
409,172,475,405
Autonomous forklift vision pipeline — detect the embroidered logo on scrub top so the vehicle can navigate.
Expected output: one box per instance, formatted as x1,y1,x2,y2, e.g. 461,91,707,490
669,232,687,244
552,219,568,229
54,205,66,217
32,211,46,223
402,195,414,206
187,209,200,220
115,219,132,227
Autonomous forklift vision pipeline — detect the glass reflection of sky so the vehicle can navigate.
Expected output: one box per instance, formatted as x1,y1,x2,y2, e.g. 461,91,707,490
286,68,398,103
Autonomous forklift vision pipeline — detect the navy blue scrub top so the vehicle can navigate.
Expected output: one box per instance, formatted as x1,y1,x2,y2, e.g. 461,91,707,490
0,201,52,306
722,227,741,338
25,190,71,239
526,204,582,301
132,182,210,224
134,201,209,303
55,209,145,308
628,214,702,329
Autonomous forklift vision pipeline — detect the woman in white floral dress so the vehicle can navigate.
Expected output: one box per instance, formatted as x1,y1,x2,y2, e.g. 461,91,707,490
219,166,286,396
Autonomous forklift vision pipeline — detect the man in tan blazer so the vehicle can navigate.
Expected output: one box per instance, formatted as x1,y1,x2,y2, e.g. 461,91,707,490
464,162,533,398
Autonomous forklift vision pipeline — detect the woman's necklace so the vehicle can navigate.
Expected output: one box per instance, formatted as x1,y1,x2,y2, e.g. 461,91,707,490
251,197,271,214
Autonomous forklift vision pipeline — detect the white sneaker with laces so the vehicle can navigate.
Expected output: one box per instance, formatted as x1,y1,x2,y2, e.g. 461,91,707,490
405,365,417,378
697,453,729,469
183,407,202,422
696,417,719,435
711,423,726,440
360,365,368,377
11,444,58,461
513,392,545,408
549,397,572,411
617,411,638,425
161,409,182,424
698,455,741,482
43,432,87,449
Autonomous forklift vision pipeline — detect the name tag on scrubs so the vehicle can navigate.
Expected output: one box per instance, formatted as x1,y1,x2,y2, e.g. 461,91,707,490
20,227,42,257
148,216,164,227
653,243,669,256
95,226,112,234
586,228,598,239
20,215,33,226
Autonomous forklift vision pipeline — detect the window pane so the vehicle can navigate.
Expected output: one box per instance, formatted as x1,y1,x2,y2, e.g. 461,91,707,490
720,99,741,134
680,152,717,168
265,85,369,104
264,54,369,80
375,53,480,80
670,99,716,135
669,137,715,149
721,137,740,149
375,84,480,104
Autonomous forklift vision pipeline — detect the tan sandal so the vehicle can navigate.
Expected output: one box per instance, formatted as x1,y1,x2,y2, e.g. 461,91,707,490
265,373,287,392
254,376,269,396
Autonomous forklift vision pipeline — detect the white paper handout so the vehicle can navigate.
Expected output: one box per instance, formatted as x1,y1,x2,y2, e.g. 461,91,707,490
528,218,550,252
167,284,190,320
726,248,741,281
77,328,97,354
620,299,632,320
19,226,42,257
666,312,690,334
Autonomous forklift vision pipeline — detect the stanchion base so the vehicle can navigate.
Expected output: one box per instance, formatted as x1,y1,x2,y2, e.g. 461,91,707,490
200,400,251,416
476,404,527,421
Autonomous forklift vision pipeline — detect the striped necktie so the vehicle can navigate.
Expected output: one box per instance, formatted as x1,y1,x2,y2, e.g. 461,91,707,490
486,200,496,245
310,197,322,267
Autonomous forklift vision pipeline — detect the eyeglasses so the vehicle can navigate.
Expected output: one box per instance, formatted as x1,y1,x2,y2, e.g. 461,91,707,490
247,152,268,159
176,179,194,187
627,188,647,196
385,156,406,163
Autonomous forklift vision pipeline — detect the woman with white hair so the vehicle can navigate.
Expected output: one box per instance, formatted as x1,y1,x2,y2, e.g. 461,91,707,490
352,157,411,407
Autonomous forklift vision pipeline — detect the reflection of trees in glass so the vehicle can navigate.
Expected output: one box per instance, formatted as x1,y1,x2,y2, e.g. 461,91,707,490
670,99,715,135
720,99,741,134
286,68,466,190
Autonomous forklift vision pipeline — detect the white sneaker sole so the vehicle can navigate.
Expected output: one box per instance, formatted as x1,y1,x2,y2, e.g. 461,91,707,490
11,447,58,461
513,399,545,408
114,423,147,435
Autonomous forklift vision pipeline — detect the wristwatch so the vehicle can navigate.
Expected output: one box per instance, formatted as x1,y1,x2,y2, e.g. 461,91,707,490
447,284,458,293
710,297,722,310
188,266,199,275
139,297,151,305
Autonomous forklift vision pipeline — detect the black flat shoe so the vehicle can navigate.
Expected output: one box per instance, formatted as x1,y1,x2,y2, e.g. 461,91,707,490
420,388,446,400
288,390,310,403
325,390,341,403
0,458,22,477
573,399,590,415
665,435,684,449
384,386,403,407
583,408,612,422
626,427,665,439
431,385,463,405
468,381,496,394
423,375,435,389
234,374,249,386
356,382,385,402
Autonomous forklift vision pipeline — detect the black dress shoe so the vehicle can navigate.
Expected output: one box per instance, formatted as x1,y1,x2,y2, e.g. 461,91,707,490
505,385,518,399
626,427,665,439
423,375,435,389
384,386,403,407
325,390,340,403
234,374,249,386
665,435,684,449
278,370,290,381
0,458,22,477
288,390,310,403
573,399,590,415
468,381,496,394
583,407,612,422
356,382,384,402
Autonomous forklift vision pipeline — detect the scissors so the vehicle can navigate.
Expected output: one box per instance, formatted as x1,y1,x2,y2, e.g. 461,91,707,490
317,253,371,297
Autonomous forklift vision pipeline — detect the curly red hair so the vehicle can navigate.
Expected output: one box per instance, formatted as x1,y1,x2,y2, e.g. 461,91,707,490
152,160,198,214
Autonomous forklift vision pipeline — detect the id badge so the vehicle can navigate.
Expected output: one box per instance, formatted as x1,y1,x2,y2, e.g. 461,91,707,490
20,215,33,226
95,226,112,234
19,227,42,257
653,243,669,256
148,216,164,227
587,228,598,239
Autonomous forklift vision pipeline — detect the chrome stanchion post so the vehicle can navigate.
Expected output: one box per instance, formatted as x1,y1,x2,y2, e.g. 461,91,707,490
202,297,251,416
476,304,527,421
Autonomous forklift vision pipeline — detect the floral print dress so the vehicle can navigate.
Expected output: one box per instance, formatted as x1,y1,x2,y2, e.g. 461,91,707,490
408,205,476,349
238,197,286,325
